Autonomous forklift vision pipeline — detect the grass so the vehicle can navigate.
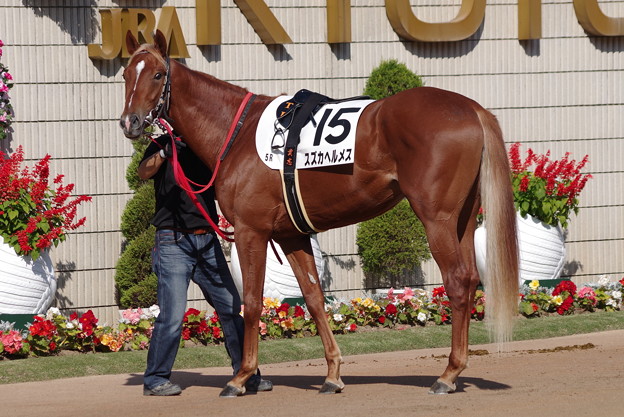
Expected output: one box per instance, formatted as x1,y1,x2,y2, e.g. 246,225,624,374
1,311,623,385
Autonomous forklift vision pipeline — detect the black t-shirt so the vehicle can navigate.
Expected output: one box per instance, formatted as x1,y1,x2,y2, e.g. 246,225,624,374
141,135,219,229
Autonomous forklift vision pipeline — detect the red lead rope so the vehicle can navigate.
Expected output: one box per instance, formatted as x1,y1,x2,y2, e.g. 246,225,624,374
159,92,255,242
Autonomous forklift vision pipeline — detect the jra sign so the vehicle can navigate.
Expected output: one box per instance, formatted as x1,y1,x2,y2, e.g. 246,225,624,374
88,0,624,60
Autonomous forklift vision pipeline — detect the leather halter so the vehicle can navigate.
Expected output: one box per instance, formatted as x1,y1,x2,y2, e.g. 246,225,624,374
138,53,172,133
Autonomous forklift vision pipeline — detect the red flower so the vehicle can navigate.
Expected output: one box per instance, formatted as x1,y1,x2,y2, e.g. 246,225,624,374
184,308,201,321
80,323,94,337
276,303,290,314
432,286,446,298
552,280,577,297
29,316,57,338
0,146,91,259
211,326,222,339
197,320,209,334
385,303,397,315
557,296,574,315
181,327,191,340
294,305,305,318
378,315,386,324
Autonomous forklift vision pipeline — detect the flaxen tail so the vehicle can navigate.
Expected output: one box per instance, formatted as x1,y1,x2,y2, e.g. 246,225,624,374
477,108,519,346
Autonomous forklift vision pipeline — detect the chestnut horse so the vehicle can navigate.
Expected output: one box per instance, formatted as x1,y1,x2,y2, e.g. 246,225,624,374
120,31,518,396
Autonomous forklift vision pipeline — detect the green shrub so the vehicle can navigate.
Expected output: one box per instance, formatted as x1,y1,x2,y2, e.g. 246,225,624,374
120,183,155,241
115,227,156,307
115,136,157,308
126,137,150,192
363,59,423,100
357,60,430,288
120,271,158,309
357,200,430,286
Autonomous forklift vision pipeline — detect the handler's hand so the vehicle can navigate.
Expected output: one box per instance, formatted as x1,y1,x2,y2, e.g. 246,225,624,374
163,140,187,158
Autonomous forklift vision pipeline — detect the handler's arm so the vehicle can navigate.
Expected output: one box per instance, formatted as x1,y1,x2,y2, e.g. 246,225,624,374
138,150,166,180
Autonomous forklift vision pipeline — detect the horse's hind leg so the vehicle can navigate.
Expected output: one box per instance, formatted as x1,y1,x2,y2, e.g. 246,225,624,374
279,236,345,394
408,188,481,394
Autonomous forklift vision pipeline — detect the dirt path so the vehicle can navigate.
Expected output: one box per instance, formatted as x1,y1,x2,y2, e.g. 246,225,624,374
3,330,623,417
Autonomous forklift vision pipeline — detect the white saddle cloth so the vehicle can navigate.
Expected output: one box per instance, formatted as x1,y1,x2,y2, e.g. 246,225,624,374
255,95,374,170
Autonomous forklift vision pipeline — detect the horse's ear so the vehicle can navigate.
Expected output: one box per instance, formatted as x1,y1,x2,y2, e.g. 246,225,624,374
126,31,140,56
154,30,168,58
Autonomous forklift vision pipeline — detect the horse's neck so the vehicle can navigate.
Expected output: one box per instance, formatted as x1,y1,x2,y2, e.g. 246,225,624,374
168,61,248,169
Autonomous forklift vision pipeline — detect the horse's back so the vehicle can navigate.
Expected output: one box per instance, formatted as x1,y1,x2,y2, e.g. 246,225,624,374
356,86,486,171
294,86,488,230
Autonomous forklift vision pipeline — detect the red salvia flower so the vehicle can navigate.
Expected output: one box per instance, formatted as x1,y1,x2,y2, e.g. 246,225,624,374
508,143,592,228
0,146,91,259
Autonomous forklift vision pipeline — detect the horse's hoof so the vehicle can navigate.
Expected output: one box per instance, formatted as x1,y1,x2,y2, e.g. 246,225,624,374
219,384,246,397
319,381,344,394
428,379,456,395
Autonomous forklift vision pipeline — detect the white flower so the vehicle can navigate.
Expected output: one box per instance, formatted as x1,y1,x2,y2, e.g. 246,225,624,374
66,322,75,329
611,291,622,300
45,307,60,320
148,304,160,318
606,299,616,307
417,312,427,323
333,313,344,323
598,275,610,287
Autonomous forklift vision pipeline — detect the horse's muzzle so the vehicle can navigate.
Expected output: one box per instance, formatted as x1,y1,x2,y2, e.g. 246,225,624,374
120,113,144,139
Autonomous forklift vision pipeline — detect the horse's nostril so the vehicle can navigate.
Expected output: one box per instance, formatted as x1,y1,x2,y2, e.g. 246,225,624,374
130,114,141,129
119,119,126,130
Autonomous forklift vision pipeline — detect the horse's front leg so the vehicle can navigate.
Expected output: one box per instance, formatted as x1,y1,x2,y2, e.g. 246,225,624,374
220,231,268,397
280,236,344,394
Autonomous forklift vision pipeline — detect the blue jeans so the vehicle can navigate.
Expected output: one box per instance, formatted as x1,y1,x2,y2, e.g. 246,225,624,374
144,229,244,389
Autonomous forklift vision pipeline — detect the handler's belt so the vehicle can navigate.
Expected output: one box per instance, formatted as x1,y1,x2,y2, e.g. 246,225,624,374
158,227,210,235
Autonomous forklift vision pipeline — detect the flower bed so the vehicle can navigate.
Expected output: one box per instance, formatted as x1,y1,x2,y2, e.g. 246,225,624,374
1,277,623,358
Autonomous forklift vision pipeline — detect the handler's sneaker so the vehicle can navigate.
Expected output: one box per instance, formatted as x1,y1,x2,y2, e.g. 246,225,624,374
245,375,273,392
143,381,182,396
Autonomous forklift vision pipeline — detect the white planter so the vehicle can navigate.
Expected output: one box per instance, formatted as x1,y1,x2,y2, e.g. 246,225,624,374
474,212,566,286
231,235,325,301
0,238,56,314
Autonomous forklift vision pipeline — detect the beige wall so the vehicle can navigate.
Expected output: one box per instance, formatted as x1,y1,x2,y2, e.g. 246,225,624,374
1,0,622,323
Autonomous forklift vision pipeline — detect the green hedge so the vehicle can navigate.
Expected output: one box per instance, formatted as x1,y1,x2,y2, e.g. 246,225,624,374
115,137,157,308
363,59,423,100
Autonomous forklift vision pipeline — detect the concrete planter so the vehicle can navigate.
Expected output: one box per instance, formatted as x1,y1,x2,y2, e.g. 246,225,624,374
0,238,56,314
474,212,566,286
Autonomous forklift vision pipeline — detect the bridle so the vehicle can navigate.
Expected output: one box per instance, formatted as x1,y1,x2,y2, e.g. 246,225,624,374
135,51,172,134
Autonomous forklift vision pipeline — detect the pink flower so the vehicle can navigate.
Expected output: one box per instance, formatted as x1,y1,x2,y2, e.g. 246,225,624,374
0,330,24,354
577,286,597,305
402,287,414,300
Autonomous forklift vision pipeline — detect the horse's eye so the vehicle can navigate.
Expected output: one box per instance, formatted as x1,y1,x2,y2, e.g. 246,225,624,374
154,73,163,80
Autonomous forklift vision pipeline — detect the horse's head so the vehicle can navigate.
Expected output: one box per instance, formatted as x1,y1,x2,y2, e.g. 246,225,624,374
119,30,169,139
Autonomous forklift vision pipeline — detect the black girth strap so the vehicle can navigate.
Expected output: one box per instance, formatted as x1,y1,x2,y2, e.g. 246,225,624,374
282,92,328,234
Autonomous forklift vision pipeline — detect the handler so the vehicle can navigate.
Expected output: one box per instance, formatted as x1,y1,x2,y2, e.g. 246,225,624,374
138,134,272,396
